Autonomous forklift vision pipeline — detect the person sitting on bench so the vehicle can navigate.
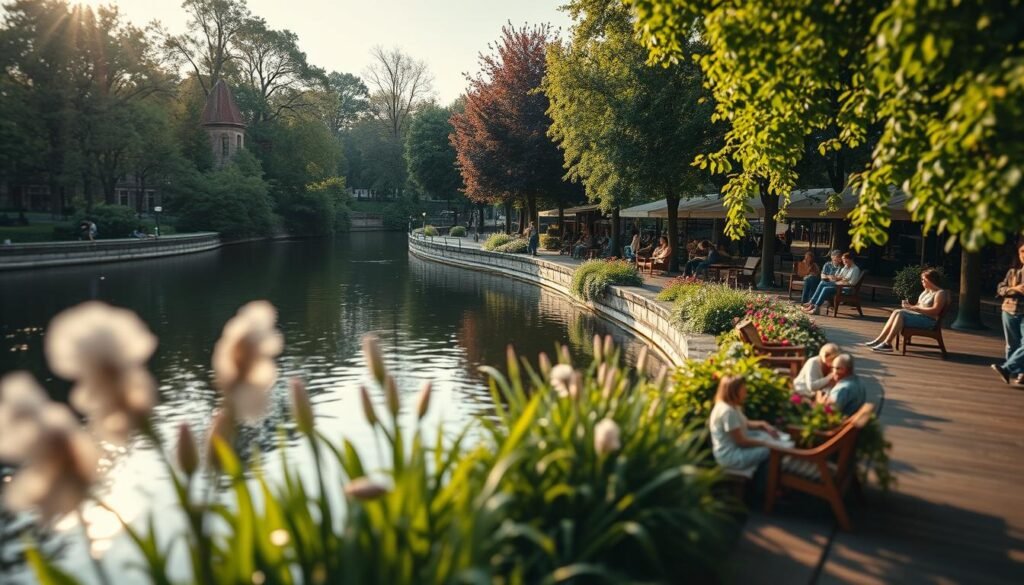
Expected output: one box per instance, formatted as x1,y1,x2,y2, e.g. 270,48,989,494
803,252,861,316
864,268,948,353
794,343,841,397
815,354,866,417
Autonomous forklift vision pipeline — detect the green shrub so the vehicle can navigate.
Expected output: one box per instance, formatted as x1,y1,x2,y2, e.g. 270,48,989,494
423,225,439,237
545,224,560,236
664,342,792,428
570,259,643,301
474,341,733,581
539,234,561,250
75,204,139,239
171,161,275,240
672,284,750,334
494,237,529,253
656,276,703,302
277,177,350,236
892,264,946,301
482,232,514,251
448,225,467,237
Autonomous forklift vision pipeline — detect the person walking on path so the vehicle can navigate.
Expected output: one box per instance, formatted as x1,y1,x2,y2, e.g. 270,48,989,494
992,242,1024,385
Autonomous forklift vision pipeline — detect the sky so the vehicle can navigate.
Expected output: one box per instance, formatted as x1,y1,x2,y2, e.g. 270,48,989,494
78,0,573,104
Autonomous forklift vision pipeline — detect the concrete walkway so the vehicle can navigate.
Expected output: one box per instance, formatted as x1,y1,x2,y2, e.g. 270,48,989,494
428,237,1024,583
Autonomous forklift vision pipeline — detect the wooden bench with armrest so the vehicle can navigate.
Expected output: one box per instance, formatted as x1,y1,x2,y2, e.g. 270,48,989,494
764,403,875,531
728,257,761,289
735,319,806,377
833,270,868,317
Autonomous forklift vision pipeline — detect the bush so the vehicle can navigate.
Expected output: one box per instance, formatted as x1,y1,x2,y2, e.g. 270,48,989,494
718,295,829,355
656,276,703,302
893,264,946,301
448,225,467,237
482,232,515,251
423,225,439,237
172,160,275,240
75,204,139,239
664,342,793,428
277,177,350,236
473,341,733,581
539,234,561,250
382,199,415,231
545,224,560,236
494,237,528,253
672,283,751,334
570,259,644,301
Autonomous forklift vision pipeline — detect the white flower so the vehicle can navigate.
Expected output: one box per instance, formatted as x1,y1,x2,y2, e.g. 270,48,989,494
44,302,157,443
549,364,575,398
594,418,621,456
0,372,49,463
211,301,283,420
3,404,99,523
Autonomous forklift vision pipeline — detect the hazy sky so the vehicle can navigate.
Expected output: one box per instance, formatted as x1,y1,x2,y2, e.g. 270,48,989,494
83,0,572,103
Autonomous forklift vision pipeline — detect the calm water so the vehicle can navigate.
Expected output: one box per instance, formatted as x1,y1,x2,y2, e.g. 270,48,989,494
0,232,657,579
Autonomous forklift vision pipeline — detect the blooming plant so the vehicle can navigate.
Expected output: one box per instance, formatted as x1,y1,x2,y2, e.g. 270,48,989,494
785,394,844,447
655,276,702,302
740,296,827,355
4,303,732,583
539,234,561,250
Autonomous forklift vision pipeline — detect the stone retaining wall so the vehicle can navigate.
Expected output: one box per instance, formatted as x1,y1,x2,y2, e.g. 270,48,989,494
409,236,715,366
0,232,222,271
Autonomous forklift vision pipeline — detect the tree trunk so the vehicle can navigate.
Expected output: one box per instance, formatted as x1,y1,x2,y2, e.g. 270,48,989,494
952,249,986,330
504,200,512,234
611,207,621,258
477,202,485,233
526,194,538,231
666,193,681,273
758,184,778,289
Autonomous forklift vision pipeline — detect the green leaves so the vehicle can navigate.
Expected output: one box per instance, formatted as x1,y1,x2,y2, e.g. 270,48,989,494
569,260,644,301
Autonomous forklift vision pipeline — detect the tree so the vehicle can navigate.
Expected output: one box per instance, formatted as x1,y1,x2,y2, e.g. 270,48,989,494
451,23,571,234
171,150,275,239
405,103,464,221
324,72,370,135
545,1,719,266
232,17,326,123
364,46,433,139
164,0,251,95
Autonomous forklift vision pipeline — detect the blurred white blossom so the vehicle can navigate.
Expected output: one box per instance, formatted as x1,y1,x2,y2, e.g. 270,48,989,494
549,364,575,398
344,477,389,501
212,301,283,420
0,372,49,463
594,418,621,456
44,302,157,443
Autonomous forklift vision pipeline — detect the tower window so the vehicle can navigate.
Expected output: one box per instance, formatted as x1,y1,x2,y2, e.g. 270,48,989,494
222,135,229,157
237,134,242,149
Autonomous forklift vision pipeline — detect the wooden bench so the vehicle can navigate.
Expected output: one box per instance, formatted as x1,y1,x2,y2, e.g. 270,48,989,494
728,257,761,289
897,302,950,359
764,403,875,531
833,270,868,317
788,261,816,299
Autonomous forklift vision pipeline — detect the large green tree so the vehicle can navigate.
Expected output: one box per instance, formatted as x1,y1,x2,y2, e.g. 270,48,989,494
545,0,719,266
405,103,464,221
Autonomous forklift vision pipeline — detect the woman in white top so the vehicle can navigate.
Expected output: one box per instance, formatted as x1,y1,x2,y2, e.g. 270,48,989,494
864,268,948,353
793,343,841,396
708,375,780,472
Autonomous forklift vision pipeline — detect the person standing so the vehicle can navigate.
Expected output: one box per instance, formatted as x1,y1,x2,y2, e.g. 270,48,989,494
992,242,1024,384
525,222,539,256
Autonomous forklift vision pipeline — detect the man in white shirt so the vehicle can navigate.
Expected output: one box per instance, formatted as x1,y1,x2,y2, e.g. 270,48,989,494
804,253,861,315
793,343,841,396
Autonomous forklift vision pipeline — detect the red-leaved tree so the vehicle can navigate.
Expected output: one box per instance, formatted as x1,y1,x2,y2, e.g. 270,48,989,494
450,23,577,235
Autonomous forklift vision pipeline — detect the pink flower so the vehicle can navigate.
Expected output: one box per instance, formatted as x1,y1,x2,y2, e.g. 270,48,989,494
790,394,803,405
824,404,835,415
781,339,790,346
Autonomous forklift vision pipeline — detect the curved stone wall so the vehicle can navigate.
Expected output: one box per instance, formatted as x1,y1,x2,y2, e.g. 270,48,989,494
0,232,222,271
408,236,715,366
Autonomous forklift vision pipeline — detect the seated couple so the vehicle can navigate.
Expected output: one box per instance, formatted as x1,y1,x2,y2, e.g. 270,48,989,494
793,344,867,417
683,240,721,277
709,359,865,476
863,268,948,353
801,252,861,315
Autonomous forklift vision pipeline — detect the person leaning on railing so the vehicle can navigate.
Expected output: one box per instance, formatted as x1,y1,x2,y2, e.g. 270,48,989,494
992,241,1024,385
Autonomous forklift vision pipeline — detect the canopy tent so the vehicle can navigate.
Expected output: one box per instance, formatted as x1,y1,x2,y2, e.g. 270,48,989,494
538,204,601,217
619,187,913,221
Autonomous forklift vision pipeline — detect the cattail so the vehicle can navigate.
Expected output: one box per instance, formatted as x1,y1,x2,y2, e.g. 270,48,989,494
636,346,649,374
602,335,614,362
559,344,572,366
360,385,378,426
384,375,400,416
344,477,388,501
415,381,432,420
289,379,314,435
538,352,552,378
176,423,199,477
362,334,386,385
592,334,603,363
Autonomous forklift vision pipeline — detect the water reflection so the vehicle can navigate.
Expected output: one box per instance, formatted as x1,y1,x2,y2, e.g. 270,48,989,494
0,233,659,580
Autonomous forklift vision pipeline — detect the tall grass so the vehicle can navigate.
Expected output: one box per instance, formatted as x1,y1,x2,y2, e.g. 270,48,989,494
570,260,643,301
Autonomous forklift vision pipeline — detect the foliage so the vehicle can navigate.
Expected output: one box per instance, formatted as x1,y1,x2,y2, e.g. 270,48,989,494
655,276,703,302
665,342,792,428
629,0,1024,252
570,259,643,301
422,225,439,237
539,234,561,250
450,23,575,221
405,103,463,205
494,238,529,254
481,232,515,251
323,71,370,135
472,340,734,581
277,177,350,236
892,265,946,302
671,283,751,335
378,198,417,231
448,225,467,237
738,297,827,355
785,394,845,447
76,205,140,240
172,153,276,240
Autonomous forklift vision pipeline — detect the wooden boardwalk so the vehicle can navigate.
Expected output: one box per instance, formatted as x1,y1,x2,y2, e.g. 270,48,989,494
436,242,1024,583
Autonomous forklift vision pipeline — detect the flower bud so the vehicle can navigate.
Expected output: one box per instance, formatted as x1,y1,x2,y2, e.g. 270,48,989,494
537,352,552,378
602,367,618,399
549,364,574,398
176,423,199,477
415,381,432,420
344,477,388,501
559,344,572,366
290,379,314,435
384,375,400,416
592,334,603,363
362,334,386,385
602,335,614,361
636,346,649,374
360,386,378,426
594,418,621,456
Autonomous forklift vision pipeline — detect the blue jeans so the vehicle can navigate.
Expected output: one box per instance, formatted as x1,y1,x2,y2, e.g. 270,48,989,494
684,258,704,276
624,245,635,260
1001,312,1024,375
528,234,539,255
809,281,837,307
800,275,822,304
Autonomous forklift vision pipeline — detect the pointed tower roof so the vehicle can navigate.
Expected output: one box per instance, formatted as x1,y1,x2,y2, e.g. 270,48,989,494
201,79,246,128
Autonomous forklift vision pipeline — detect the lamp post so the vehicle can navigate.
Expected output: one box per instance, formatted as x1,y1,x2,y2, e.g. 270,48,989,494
421,211,427,233
153,206,162,238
